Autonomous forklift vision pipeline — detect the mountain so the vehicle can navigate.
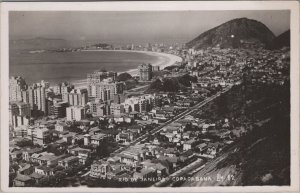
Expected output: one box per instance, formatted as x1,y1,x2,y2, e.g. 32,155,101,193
186,18,275,49
267,30,290,50
10,37,71,51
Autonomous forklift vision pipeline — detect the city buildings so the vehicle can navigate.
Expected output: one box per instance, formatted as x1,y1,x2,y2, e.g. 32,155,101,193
138,63,153,81
90,160,111,178
9,101,31,129
26,126,52,145
110,103,125,116
63,88,88,106
13,174,34,187
113,93,126,104
87,71,117,97
58,156,79,169
48,101,69,118
94,81,125,101
24,82,48,116
87,80,125,101
8,39,291,188
9,101,31,117
89,101,110,117
66,106,86,121
9,76,28,102
52,82,73,95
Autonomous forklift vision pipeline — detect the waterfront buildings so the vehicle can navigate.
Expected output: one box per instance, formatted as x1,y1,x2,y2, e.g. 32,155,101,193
87,71,117,97
9,76,27,101
8,41,291,188
25,82,48,116
138,63,153,81
53,82,73,95
94,82,125,101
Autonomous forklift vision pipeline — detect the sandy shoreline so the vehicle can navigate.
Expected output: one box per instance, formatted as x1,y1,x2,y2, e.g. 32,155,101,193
73,50,182,88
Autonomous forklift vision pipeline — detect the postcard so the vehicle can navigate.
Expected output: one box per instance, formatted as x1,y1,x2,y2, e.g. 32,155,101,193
0,1,299,192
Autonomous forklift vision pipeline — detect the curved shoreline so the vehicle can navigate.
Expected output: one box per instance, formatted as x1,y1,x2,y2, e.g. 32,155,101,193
82,49,183,75
73,50,182,88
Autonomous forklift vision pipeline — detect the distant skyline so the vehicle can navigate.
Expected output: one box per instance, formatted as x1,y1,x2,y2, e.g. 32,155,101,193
10,10,290,44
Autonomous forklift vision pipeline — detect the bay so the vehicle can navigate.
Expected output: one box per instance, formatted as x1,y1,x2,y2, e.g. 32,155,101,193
9,50,161,84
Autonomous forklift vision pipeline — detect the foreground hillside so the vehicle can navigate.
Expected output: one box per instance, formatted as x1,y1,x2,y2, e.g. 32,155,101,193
182,80,290,186
267,30,290,50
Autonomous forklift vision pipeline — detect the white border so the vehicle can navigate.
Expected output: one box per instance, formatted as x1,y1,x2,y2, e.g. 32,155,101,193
1,1,299,193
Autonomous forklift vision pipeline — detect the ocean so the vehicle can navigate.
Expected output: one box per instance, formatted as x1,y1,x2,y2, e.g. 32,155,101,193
9,50,161,85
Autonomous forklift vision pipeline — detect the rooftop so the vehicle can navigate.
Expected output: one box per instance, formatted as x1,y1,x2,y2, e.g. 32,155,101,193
30,172,44,179
60,156,79,162
36,165,53,172
91,133,107,140
14,174,32,182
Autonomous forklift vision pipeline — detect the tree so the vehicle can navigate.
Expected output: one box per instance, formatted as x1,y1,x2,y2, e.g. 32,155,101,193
47,144,65,156
53,165,65,172
96,141,110,158
117,72,132,81
147,79,163,92
54,171,66,184
9,172,16,187
10,163,19,172
100,68,107,72
37,177,51,187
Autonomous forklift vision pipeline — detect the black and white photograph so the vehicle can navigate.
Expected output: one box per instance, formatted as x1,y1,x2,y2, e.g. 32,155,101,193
0,1,299,192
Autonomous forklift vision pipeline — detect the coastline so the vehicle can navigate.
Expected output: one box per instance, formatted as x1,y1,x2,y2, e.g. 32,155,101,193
73,50,182,88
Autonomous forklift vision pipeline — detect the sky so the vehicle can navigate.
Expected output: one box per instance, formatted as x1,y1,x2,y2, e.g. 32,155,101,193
10,10,290,44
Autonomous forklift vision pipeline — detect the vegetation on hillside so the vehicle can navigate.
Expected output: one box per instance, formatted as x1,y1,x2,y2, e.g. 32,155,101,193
196,80,290,186
147,74,197,93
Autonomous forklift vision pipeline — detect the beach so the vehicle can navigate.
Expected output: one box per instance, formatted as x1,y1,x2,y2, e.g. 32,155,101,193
73,50,182,88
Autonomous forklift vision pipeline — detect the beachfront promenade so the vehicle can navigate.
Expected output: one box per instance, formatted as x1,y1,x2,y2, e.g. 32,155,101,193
73,49,183,88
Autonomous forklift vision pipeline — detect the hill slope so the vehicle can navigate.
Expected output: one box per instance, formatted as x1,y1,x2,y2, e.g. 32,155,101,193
147,74,197,93
186,18,275,49
267,30,290,50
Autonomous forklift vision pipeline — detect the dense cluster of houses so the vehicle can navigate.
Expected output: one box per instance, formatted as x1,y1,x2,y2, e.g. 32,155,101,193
9,42,289,187
89,110,247,182
10,144,92,186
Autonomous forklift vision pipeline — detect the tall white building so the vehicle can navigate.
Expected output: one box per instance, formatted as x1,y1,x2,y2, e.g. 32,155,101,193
9,101,31,129
9,76,27,102
63,88,88,106
110,103,125,116
66,106,85,121
9,101,31,117
53,82,73,95
123,95,156,113
92,81,124,101
87,71,117,97
138,63,153,81
26,81,50,115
